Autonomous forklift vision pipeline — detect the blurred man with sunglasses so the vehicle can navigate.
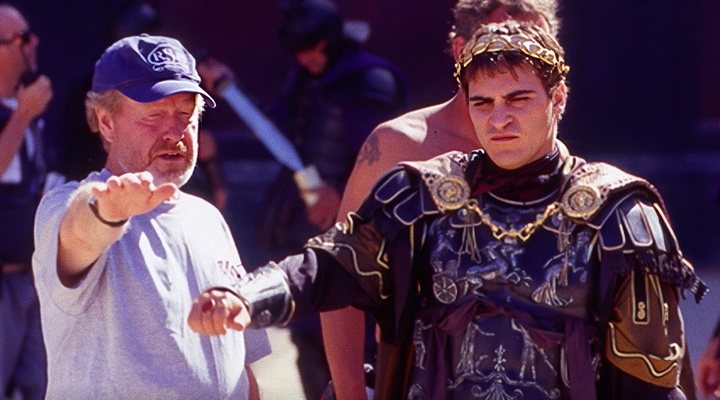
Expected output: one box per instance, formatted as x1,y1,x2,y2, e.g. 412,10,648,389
0,4,52,399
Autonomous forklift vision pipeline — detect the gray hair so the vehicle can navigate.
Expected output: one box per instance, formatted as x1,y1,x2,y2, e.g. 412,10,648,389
85,90,206,133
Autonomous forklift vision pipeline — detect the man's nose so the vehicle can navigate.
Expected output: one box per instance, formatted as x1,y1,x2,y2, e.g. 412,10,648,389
488,106,512,130
162,120,187,142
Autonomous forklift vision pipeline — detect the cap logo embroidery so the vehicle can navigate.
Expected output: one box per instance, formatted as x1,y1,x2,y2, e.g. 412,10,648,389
144,44,186,73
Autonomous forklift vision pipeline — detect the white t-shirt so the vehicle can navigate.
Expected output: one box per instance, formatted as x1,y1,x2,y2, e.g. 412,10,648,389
33,170,269,400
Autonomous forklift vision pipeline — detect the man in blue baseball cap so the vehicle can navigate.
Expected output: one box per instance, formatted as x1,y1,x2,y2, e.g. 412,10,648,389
90,33,215,108
32,34,268,399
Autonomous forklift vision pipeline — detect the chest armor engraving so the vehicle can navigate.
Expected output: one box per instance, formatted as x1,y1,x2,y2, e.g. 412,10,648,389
411,197,597,399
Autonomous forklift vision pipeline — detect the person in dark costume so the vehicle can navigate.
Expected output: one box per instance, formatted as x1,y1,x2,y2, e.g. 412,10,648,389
257,0,408,251
188,21,705,400
265,2,407,396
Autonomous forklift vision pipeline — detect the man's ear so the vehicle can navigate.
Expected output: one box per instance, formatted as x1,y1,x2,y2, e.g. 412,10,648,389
96,108,115,145
551,80,568,118
451,36,466,62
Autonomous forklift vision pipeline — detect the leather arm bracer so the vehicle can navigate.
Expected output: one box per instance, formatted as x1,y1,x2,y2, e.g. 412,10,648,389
234,265,295,328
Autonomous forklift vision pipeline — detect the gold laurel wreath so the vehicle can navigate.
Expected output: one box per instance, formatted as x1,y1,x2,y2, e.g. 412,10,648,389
454,21,570,84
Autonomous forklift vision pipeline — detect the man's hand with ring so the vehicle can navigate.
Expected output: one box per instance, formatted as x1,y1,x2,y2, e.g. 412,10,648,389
188,288,250,335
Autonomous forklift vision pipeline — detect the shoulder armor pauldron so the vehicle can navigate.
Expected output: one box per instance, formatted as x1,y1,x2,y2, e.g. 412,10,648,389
368,166,439,227
374,168,414,205
364,151,470,227
402,151,470,212
598,193,707,302
560,162,707,301
560,161,662,226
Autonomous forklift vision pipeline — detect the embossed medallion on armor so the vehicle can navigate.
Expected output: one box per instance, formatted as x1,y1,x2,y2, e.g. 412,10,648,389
561,185,601,219
430,176,470,211
433,274,459,304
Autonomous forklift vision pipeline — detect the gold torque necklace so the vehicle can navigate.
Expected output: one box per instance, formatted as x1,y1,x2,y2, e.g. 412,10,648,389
465,198,561,242
486,189,559,207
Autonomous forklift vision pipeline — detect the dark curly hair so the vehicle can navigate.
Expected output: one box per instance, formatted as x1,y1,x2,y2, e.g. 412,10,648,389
451,0,560,40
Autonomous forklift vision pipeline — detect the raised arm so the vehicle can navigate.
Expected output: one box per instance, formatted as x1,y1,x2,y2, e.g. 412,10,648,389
0,76,51,174
57,171,176,286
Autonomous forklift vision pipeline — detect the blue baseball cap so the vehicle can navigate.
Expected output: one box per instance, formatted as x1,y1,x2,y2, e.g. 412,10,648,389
91,34,215,108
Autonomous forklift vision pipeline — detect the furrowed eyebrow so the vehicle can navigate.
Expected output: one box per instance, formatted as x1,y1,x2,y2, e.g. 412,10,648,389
468,89,537,103
504,89,536,99
468,95,491,102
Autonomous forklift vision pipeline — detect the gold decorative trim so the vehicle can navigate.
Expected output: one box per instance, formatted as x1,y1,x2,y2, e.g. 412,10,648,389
599,212,627,252
333,242,389,300
428,175,470,212
561,184,601,219
631,271,650,326
338,212,359,234
375,240,390,270
649,275,666,326
467,199,560,242
607,323,680,378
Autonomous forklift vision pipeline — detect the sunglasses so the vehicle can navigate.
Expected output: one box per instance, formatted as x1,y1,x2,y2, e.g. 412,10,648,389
0,29,32,46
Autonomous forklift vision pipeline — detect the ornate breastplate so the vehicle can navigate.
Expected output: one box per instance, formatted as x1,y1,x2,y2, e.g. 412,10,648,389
409,195,597,400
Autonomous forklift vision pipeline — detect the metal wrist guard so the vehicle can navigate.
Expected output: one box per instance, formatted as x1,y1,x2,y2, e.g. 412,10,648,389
235,265,294,328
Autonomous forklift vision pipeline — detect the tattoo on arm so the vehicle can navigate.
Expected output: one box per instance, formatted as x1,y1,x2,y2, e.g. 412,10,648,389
356,134,380,166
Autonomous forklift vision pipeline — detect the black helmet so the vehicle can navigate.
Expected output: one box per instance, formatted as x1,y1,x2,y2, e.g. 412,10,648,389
113,1,161,39
277,0,344,52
